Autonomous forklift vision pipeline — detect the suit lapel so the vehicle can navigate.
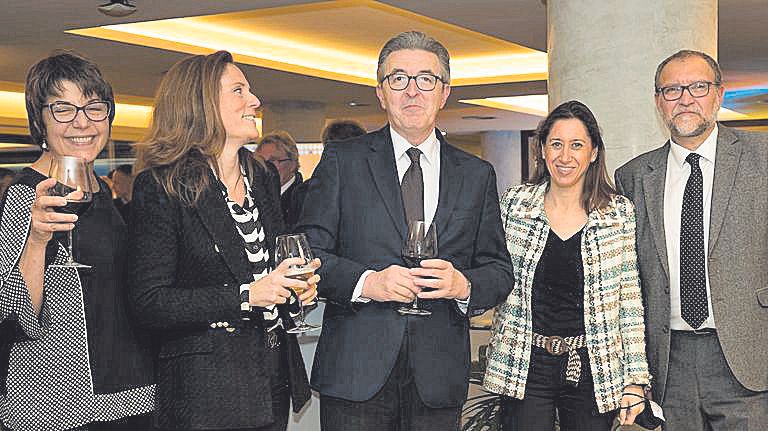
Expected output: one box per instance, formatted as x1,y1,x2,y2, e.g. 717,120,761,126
432,134,462,238
194,170,253,282
367,127,407,239
642,143,671,278
708,127,741,254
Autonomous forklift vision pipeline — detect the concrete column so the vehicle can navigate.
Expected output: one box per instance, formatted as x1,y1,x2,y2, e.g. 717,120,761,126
547,0,717,173
262,100,326,143
481,131,523,193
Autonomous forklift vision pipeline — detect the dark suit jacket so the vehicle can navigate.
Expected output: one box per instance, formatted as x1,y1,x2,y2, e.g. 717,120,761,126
128,150,310,430
615,125,768,402
281,171,308,230
297,126,513,407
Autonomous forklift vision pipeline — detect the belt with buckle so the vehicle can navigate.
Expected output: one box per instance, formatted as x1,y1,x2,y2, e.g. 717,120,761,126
532,332,587,385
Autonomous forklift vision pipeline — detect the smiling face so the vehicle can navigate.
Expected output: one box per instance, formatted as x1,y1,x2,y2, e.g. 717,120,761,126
375,49,450,145
543,118,597,192
656,56,724,149
218,63,261,147
42,80,110,163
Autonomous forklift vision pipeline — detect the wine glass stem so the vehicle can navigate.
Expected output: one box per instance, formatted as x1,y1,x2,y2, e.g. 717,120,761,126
297,297,306,326
412,297,419,309
67,229,75,264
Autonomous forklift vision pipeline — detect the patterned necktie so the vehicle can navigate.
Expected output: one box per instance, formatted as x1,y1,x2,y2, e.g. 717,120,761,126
680,152,708,329
401,147,424,224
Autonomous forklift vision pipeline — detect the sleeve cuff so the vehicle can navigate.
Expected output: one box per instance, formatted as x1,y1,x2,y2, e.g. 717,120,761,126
454,279,471,315
2,266,50,339
351,270,374,303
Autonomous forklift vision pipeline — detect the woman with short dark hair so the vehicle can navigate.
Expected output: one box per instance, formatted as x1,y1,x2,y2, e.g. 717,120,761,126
0,51,154,431
483,100,651,430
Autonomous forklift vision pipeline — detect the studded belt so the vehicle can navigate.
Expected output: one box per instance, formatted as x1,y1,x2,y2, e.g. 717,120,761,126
532,332,587,385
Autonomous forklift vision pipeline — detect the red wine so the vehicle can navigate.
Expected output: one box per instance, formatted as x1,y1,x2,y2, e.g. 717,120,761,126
402,254,431,268
50,182,92,216
54,200,92,216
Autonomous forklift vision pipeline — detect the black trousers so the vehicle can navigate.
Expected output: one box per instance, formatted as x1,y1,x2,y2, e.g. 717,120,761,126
319,333,461,431
500,347,614,431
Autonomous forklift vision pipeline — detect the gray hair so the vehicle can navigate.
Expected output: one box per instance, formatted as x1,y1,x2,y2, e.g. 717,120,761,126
376,31,451,85
654,49,722,91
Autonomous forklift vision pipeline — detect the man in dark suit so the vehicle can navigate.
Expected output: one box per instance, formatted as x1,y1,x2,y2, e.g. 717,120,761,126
615,50,768,430
257,130,305,229
297,31,513,430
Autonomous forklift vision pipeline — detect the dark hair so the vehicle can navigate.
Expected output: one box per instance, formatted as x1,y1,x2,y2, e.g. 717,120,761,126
528,100,616,212
25,50,115,149
321,119,367,145
654,50,722,90
114,163,133,176
0,167,14,179
377,31,450,84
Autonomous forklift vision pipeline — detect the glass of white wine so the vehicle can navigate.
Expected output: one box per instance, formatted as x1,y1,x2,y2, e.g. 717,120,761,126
48,155,94,269
274,233,320,334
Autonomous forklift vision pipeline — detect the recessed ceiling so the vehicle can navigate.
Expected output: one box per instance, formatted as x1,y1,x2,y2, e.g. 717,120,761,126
68,0,547,87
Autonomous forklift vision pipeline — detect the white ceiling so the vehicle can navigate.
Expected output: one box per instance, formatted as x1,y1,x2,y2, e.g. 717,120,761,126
1,0,765,137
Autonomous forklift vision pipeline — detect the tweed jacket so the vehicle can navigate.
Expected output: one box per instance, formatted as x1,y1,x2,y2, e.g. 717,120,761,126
483,182,650,413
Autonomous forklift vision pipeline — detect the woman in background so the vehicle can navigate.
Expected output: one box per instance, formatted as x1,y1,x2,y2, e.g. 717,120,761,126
483,100,650,430
128,50,317,431
0,51,154,431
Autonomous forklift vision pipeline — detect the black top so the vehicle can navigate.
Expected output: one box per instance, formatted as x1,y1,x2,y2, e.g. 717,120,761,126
531,228,585,337
24,168,155,393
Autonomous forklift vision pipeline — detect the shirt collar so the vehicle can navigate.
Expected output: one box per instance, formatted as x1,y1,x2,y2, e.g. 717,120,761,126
389,126,439,167
280,174,296,195
669,124,718,168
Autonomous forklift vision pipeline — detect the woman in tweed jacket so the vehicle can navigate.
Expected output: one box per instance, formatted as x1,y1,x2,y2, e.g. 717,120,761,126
483,101,650,430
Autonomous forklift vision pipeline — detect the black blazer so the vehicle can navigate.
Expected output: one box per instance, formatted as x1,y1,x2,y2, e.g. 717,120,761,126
128,150,310,430
280,171,308,230
297,126,514,407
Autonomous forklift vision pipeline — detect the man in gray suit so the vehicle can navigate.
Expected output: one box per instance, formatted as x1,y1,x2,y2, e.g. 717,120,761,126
615,50,768,430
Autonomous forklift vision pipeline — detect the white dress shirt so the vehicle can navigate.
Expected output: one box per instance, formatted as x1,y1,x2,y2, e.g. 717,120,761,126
350,127,469,311
280,174,296,196
664,126,718,330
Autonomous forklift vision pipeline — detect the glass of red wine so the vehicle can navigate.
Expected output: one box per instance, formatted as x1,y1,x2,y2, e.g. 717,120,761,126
397,220,437,316
48,155,94,269
275,233,320,334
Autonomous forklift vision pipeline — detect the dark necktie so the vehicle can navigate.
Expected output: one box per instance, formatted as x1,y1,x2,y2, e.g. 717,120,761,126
680,152,708,329
401,147,424,224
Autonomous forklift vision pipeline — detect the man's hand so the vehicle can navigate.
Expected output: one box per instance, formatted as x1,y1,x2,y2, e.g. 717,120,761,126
361,265,420,303
410,259,470,300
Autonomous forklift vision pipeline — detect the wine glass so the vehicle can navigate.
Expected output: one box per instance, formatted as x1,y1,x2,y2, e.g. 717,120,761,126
397,220,437,316
274,233,320,334
48,155,94,268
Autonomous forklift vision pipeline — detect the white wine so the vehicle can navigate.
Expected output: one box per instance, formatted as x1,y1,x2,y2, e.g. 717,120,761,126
286,266,314,295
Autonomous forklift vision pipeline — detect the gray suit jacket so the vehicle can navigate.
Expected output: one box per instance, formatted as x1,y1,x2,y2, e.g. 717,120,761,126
615,125,768,402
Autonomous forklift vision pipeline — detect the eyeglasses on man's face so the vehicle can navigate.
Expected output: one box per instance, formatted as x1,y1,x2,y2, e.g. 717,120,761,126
656,81,719,101
382,72,445,92
47,101,112,123
266,157,294,165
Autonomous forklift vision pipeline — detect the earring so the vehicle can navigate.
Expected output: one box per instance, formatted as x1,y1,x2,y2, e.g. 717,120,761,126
41,139,48,151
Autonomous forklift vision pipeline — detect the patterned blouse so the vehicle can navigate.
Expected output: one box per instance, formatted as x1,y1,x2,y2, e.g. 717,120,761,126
213,166,299,332
483,182,650,413
0,169,154,431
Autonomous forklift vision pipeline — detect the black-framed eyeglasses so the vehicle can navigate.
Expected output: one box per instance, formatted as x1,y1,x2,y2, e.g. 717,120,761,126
656,81,719,101
382,72,445,91
46,101,112,123
267,157,294,165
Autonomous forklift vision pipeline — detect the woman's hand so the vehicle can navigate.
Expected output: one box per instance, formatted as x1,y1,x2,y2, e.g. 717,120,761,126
619,384,646,425
249,257,321,307
28,178,79,245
